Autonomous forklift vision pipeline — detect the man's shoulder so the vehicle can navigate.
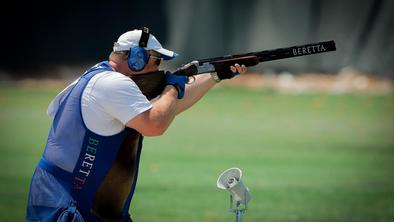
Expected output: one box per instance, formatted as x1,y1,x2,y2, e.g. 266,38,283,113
93,70,131,82
90,71,137,91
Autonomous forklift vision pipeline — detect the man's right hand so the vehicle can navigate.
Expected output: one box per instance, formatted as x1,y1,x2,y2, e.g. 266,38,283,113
165,72,188,99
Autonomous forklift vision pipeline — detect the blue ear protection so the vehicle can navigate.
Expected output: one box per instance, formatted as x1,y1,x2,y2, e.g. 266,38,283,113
128,27,150,71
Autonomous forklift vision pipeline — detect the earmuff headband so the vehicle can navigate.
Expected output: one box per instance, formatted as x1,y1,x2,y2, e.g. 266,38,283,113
139,27,150,48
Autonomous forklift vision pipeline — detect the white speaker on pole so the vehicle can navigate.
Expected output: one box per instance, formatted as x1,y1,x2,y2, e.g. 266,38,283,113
217,168,252,222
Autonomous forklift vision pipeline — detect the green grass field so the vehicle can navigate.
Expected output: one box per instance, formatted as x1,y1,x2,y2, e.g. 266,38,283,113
0,84,393,222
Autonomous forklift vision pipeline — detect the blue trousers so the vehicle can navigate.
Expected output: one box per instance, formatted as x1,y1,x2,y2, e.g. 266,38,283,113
26,167,86,222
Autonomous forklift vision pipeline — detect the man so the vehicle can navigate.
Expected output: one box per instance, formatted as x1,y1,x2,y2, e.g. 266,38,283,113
25,27,246,222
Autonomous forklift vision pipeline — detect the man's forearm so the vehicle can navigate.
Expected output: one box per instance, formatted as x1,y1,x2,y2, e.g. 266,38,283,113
129,85,178,136
151,86,179,132
176,73,216,114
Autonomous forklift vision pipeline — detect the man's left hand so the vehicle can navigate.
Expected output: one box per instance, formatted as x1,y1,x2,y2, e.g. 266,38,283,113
214,63,247,81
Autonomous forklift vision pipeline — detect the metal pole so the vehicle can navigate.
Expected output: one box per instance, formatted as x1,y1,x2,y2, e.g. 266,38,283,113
235,202,244,222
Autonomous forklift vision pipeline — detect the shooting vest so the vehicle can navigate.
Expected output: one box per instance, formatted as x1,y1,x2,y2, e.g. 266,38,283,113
36,61,143,221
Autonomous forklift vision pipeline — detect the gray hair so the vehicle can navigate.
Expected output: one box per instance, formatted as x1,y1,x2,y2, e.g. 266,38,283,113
109,51,129,61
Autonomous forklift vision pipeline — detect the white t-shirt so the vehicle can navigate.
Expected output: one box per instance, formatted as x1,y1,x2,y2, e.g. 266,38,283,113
47,71,152,136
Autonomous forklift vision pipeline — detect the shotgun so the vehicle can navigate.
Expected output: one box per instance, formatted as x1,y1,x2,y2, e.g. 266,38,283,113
173,40,336,76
